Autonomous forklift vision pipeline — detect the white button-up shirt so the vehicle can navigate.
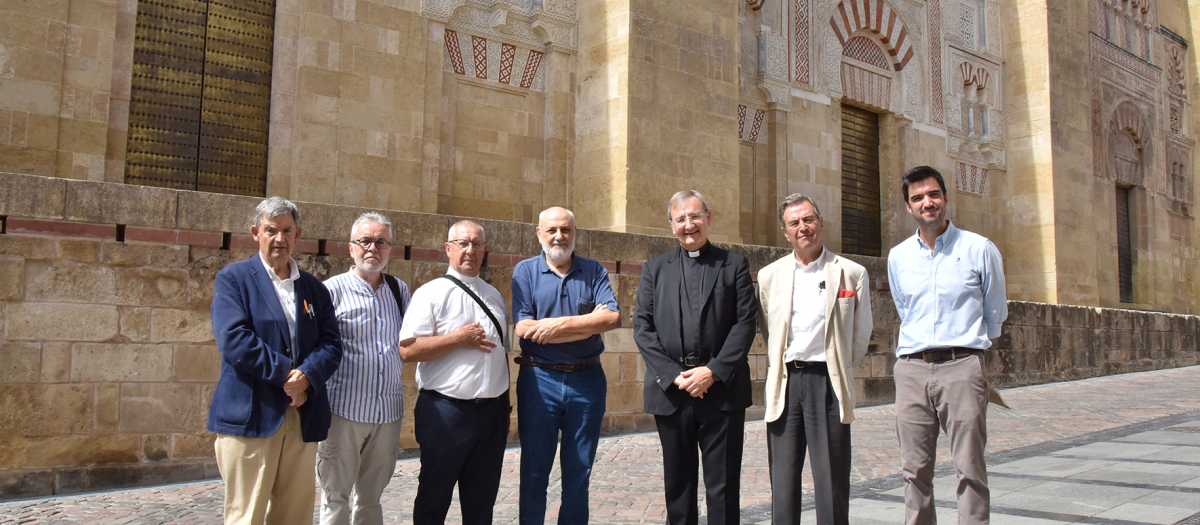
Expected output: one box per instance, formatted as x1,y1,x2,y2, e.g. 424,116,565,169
398,268,510,400
887,221,1008,356
784,247,828,363
260,253,299,355
324,268,408,424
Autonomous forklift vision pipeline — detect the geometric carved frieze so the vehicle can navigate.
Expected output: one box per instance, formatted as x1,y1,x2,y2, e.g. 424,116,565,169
955,161,988,196
841,63,891,111
795,0,811,84
929,0,944,124
444,29,546,90
424,0,578,54
738,104,768,144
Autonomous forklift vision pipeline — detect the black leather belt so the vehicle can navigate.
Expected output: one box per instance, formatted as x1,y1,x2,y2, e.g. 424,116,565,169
786,360,827,369
420,389,508,404
514,356,599,372
905,347,981,363
678,354,704,368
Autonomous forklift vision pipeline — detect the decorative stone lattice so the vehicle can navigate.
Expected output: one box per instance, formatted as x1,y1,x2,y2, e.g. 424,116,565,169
844,36,890,69
441,29,547,91
737,104,768,144
959,4,975,50
929,0,944,124
796,0,811,83
956,161,988,195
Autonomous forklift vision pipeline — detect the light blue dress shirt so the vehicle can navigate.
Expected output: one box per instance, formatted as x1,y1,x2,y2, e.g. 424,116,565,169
887,221,1007,357
323,269,408,424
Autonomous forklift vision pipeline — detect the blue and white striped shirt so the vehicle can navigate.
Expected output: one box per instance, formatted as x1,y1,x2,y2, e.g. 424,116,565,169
323,269,409,424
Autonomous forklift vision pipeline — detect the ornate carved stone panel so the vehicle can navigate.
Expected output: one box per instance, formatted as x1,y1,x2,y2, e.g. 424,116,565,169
423,0,577,54
443,29,547,90
1089,32,1170,195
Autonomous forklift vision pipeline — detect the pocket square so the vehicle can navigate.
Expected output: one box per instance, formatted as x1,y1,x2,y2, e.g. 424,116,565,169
837,290,856,298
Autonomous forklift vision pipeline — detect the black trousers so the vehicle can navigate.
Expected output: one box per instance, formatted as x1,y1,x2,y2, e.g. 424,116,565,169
654,396,746,525
766,365,851,525
413,391,510,525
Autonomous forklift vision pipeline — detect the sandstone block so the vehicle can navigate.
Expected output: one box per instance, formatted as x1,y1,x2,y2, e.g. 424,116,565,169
0,234,58,259
96,383,120,433
119,383,204,433
0,469,53,500
114,268,188,308
150,309,213,343
41,342,70,382
64,180,177,227
0,256,23,300
6,302,118,341
176,190,263,233
173,432,217,459
119,307,151,342
71,343,172,382
23,435,141,469
173,344,221,382
56,238,102,262
0,341,40,382
143,434,169,462
99,241,150,266
186,249,241,310
0,383,93,436
0,173,66,218
293,201,365,241
24,260,114,303
149,244,190,268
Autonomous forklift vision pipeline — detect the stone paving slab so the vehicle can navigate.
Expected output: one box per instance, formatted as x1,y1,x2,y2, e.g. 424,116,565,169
4,366,1200,524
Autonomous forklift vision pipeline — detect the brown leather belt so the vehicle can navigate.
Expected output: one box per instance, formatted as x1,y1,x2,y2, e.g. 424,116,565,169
514,356,600,372
905,347,981,363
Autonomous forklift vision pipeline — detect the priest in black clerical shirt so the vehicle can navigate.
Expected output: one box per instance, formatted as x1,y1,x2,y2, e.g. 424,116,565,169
633,189,759,525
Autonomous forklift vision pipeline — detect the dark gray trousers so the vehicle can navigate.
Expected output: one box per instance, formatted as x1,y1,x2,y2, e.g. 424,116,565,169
766,364,851,525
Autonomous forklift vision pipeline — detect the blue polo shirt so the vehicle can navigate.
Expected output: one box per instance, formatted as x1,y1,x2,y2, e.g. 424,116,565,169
511,253,620,364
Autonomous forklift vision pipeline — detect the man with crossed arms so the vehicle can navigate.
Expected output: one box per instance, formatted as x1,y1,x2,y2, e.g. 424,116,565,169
757,194,872,525
511,206,621,525
399,220,510,525
318,212,410,525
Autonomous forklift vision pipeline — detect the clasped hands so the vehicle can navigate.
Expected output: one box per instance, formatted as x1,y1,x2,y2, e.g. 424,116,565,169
456,322,497,352
284,369,310,407
674,366,714,398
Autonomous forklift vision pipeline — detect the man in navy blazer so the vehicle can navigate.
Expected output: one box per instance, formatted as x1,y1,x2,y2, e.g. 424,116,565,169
208,196,342,525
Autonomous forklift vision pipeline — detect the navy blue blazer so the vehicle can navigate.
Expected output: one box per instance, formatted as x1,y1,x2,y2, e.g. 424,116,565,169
206,255,343,442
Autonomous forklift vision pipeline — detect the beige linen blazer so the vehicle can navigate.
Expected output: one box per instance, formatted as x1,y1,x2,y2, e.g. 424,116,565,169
757,250,873,424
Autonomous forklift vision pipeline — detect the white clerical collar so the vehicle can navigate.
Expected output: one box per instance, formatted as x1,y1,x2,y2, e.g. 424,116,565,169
687,249,701,258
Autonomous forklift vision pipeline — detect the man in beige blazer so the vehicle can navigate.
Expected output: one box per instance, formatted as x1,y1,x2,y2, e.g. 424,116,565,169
757,193,872,525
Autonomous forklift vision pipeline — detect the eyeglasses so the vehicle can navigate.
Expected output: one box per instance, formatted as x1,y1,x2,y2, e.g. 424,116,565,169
669,212,707,226
351,237,393,250
447,239,487,251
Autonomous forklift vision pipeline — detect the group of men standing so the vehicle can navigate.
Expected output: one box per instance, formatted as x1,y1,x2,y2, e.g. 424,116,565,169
206,164,1006,525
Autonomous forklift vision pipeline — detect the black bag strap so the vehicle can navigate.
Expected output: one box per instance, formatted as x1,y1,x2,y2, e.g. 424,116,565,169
382,273,407,317
439,275,505,346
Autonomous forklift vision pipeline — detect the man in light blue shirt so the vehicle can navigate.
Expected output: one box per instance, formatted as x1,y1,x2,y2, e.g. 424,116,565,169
887,166,1007,525
319,212,409,525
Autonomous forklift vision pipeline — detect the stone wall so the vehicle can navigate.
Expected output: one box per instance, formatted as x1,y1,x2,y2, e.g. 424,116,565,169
3,171,1199,499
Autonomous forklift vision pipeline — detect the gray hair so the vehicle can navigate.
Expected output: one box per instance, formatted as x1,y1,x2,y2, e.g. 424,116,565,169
538,206,576,225
447,220,486,242
777,193,822,226
351,212,392,238
666,190,709,219
254,196,300,229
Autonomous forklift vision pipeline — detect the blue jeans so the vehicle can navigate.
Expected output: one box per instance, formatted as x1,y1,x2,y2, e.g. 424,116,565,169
517,363,607,525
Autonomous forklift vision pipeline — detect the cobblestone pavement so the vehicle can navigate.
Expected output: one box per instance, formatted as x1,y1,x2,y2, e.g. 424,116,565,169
4,366,1200,524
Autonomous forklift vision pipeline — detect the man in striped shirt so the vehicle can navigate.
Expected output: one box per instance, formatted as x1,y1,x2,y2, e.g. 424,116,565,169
318,212,410,525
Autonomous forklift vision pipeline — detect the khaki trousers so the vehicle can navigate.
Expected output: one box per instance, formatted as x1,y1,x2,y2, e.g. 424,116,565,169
894,353,990,525
316,414,403,525
215,407,318,525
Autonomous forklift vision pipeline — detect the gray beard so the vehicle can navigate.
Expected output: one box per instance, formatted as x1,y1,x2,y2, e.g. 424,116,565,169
544,244,573,267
